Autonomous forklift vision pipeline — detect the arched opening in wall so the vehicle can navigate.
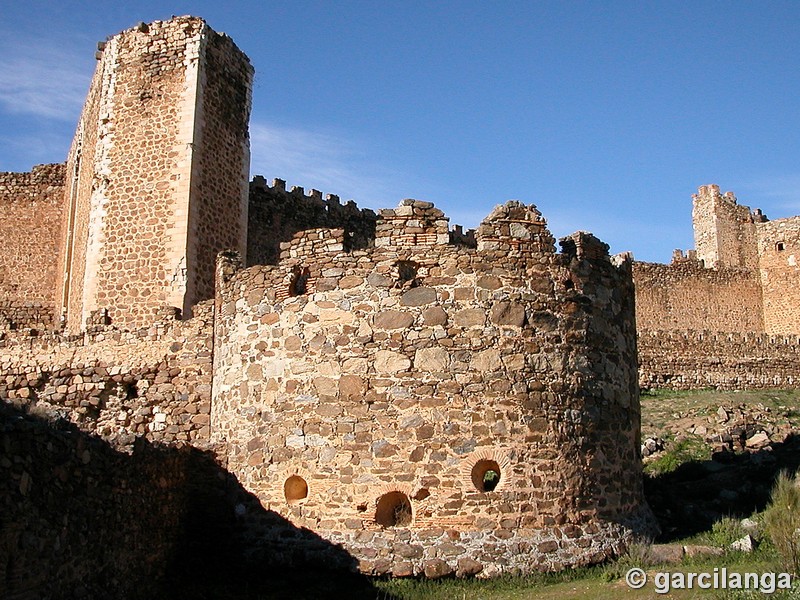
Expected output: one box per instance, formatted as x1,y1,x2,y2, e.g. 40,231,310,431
284,475,308,504
776,242,786,252
375,491,412,527
289,266,311,296
471,459,502,492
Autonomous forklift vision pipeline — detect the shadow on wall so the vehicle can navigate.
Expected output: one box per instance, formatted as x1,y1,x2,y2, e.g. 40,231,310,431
0,402,392,600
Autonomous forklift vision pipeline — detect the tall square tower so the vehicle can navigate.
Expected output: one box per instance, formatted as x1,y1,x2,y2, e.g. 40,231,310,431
56,16,253,332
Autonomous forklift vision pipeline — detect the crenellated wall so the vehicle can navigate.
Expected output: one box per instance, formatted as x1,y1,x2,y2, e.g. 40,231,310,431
638,329,800,390
211,200,653,576
0,164,66,330
635,185,800,389
247,177,377,266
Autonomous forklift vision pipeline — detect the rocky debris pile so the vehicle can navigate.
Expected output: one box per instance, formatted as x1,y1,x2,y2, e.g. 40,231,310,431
645,432,800,541
646,401,797,459
641,436,666,457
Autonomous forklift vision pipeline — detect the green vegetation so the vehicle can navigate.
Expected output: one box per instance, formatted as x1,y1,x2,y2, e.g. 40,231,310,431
643,434,711,476
763,471,800,574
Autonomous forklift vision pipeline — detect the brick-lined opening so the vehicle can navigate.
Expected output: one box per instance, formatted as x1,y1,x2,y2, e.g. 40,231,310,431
289,266,311,296
471,459,501,492
375,491,412,527
284,475,308,503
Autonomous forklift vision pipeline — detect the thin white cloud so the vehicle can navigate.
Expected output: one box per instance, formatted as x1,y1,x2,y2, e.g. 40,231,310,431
0,34,90,121
249,121,405,209
737,176,800,215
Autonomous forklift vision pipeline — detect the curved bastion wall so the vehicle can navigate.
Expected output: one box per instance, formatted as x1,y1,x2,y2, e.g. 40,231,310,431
211,199,655,576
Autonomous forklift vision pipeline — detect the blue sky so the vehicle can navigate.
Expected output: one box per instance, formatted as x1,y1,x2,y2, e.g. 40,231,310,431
1,1,798,262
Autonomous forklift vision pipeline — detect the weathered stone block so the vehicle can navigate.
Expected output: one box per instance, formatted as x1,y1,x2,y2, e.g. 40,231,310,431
374,350,412,373
374,310,415,330
401,287,437,306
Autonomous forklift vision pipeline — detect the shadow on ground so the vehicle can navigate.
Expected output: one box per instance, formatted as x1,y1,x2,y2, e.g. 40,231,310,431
0,402,395,600
644,434,800,541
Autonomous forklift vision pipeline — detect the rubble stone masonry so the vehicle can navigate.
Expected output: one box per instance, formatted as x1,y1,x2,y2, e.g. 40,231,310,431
55,16,252,333
635,185,800,389
0,164,66,330
211,200,654,576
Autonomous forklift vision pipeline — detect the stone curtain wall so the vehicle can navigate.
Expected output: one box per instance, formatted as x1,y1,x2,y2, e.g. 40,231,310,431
639,330,800,390
0,164,66,330
212,200,654,576
0,405,194,599
56,17,252,333
247,177,378,266
633,260,764,333
0,303,214,449
757,216,800,335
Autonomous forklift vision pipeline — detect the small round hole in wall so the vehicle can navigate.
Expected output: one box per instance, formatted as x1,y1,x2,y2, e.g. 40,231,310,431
471,459,501,492
375,491,412,527
284,475,308,504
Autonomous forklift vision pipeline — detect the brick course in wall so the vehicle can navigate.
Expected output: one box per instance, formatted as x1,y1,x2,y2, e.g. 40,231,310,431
211,200,654,576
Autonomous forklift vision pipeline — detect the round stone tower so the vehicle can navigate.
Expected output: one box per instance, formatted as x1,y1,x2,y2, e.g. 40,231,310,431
211,199,655,576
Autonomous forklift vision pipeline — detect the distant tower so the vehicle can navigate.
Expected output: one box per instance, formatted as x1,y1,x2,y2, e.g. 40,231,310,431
692,184,764,269
56,16,253,332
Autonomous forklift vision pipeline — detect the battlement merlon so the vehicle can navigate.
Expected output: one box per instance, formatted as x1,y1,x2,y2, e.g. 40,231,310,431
249,176,377,219
375,199,450,248
692,184,768,223
476,200,556,254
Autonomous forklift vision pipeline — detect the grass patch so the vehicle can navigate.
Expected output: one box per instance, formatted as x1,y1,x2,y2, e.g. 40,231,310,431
644,434,712,476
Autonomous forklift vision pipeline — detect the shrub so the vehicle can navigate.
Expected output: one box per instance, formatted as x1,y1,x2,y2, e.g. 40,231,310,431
763,471,800,574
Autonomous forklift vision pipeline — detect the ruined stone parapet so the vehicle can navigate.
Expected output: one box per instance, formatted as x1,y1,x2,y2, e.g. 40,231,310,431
475,200,555,254
375,199,450,248
559,231,610,261
211,200,653,576
0,302,215,450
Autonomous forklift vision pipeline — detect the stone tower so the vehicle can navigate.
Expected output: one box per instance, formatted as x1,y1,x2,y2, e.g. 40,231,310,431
210,199,654,575
692,184,764,269
55,16,253,333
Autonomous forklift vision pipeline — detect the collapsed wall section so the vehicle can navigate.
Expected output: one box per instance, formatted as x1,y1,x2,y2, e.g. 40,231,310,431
0,303,214,449
56,16,252,333
211,200,653,576
0,164,66,330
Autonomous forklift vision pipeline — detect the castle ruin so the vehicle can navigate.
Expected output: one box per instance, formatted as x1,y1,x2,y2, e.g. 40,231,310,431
0,16,659,594
635,185,800,389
